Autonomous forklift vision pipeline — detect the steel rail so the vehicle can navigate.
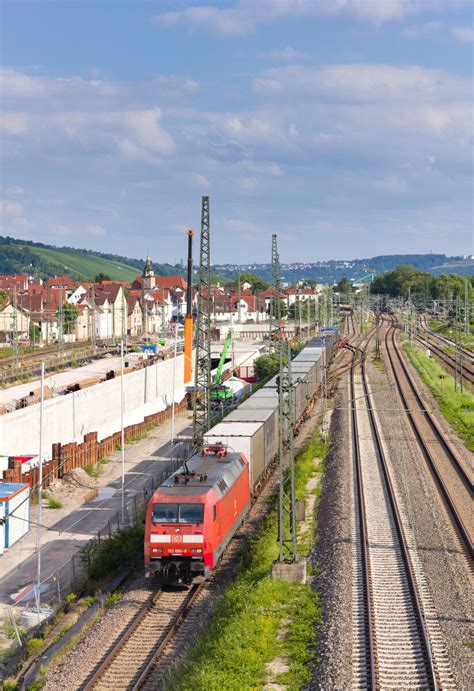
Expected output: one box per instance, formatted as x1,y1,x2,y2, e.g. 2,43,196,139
387,320,472,491
416,333,474,386
350,347,377,689
420,319,473,362
133,583,203,689
82,587,163,691
360,350,437,689
384,319,473,554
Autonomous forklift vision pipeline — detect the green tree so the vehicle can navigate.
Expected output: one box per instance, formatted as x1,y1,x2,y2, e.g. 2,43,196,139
58,303,80,334
239,272,269,294
0,290,7,310
433,273,473,301
254,354,279,380
29,323,41,343
337,277,352,296
95,273,111,283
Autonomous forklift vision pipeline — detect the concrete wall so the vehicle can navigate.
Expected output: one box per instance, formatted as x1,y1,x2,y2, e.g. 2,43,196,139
0,354,186,458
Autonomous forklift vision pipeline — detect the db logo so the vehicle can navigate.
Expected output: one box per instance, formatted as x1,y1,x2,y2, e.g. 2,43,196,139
171,535,183,543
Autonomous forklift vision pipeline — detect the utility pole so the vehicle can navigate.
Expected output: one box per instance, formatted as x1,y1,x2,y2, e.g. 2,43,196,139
58,286,64,358
375,310,381,359
12,283,19,367
237,277,242,324
192,196,212,446
465,278,470,336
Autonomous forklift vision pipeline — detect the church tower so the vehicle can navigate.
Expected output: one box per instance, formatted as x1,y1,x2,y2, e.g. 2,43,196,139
142,254,156,290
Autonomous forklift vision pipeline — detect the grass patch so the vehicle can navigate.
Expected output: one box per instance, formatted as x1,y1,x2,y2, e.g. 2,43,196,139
403,342,474,451
43,492,63,509
428,320,473,349
84,463,102,479
168,423,328,691
125,435,145,445
104,591,122,608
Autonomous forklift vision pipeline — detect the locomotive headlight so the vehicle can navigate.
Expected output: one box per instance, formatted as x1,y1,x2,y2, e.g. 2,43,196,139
191,548,202,554
152,548,163,554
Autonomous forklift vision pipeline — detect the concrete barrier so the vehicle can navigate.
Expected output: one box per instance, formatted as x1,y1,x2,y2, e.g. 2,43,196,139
0,354,186,458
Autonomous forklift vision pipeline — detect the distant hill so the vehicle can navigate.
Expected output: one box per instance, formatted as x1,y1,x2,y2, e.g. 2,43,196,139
0,237,184,282
0,236,472,284
214,254,474,284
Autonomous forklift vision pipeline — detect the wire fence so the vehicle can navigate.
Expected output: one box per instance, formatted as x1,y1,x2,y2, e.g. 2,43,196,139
4,452,192,649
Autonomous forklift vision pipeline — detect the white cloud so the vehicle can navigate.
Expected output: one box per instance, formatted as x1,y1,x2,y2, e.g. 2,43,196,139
5,186,25,196
153,0,455,36
268,46,311,61
192,173,210,187
253,63,470,102
84,224,107,237
1,200,23,217
0,112,29,135
54,223,107,237
0,67,45,96
452,25,474,42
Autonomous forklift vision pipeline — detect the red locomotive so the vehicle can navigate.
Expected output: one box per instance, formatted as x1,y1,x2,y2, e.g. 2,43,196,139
144,446,250,585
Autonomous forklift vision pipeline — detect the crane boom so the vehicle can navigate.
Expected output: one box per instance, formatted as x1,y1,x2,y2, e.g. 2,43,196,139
213,330,232,385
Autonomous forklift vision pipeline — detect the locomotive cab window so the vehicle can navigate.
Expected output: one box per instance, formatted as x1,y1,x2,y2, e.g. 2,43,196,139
152,503,178,524
152,503,204,525
179,503,204,524
213,505,217,521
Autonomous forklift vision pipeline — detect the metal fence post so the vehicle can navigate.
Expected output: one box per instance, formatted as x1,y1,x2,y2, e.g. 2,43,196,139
71,555,77,593
56,571,62,603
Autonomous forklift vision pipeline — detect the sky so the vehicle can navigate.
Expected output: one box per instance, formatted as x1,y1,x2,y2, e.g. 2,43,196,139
0,0,473,265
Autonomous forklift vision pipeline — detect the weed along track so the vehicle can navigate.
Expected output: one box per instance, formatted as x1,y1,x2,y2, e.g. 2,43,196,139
383,317,473,553
350,338,442,689
83,585,203,690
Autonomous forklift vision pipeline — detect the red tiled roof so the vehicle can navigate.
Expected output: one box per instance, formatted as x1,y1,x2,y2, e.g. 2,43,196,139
155,275,187,290
47,276,76,289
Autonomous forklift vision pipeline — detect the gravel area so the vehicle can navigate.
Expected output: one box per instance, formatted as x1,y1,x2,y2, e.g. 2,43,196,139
44,577,155,690
308,385,353,690
370,342,473,690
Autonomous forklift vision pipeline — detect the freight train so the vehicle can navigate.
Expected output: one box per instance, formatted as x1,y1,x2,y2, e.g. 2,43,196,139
144,331,338,585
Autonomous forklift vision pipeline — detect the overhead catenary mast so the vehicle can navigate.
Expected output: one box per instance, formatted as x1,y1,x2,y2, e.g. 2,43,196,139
271,234,305,583
192,196,212,446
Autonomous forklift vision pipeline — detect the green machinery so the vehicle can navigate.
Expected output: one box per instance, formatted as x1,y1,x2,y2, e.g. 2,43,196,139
210,330,233,400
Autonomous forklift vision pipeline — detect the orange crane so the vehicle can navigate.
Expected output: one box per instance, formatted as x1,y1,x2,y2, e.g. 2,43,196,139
184,228,194,383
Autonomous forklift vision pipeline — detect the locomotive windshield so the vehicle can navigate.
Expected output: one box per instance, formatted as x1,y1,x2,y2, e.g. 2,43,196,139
152,503,204,524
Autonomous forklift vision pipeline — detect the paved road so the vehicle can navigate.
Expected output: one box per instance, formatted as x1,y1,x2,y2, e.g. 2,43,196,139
0,410,192,621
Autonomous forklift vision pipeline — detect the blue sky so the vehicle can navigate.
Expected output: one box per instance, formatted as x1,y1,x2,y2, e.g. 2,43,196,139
1,0,472,264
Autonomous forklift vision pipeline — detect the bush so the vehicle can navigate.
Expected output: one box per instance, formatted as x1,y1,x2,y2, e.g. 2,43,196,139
85,524,145,583
254,354,279,380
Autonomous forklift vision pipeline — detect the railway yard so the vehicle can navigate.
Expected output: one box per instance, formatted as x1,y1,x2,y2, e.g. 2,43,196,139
0,307,472,690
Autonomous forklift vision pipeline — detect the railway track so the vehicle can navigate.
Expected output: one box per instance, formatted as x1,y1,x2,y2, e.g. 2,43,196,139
350,339,438,689
83,584,203,690
421,318,473,362
416,331,474,387
383,317,473,554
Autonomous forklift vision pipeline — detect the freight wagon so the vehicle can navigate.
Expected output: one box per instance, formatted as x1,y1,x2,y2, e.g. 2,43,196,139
221,408,279,471
144,337,333,585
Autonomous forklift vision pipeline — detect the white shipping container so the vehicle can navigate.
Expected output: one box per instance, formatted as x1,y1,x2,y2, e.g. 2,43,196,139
204,421,265,491
0,482,30,554
223,409,278,468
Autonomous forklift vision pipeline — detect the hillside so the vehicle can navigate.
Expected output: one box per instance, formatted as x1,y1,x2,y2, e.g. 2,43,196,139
1,236,472,284
0,237,183,281
214,254,474,284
